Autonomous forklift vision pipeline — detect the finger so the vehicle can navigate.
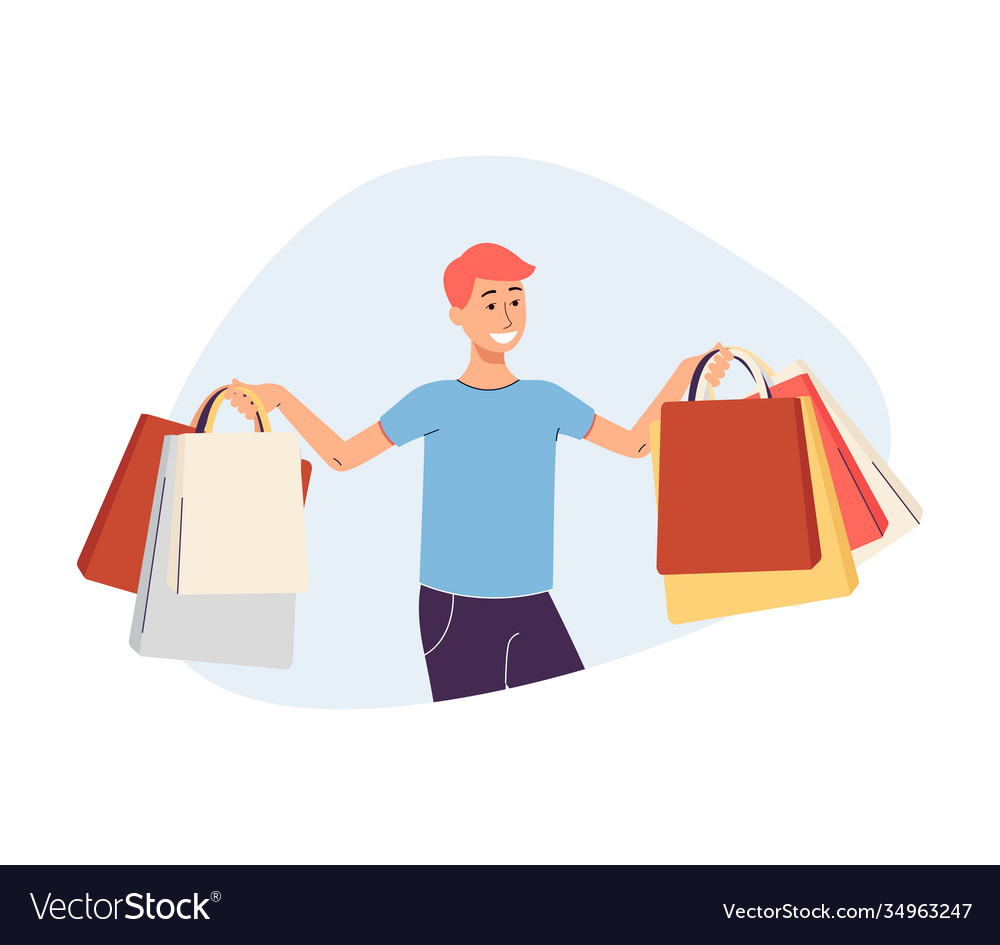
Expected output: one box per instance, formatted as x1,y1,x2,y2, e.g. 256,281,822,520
713,343,734,361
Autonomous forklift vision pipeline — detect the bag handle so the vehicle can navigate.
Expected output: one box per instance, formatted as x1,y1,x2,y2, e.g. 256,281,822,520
688,347,775,402
190,385,272,433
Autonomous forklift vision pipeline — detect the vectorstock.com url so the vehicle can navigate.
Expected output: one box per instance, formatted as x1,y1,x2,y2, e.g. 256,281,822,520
723,903,972,920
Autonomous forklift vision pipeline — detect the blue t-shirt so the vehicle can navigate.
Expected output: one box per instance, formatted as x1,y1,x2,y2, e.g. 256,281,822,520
379,379,595,598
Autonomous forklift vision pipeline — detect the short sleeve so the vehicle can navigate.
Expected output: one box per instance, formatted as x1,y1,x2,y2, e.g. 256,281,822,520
546,383,596,440
379,383,445,447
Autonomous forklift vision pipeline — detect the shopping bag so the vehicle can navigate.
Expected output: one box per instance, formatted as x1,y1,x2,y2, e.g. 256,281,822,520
697,352,922,563
651,346,858,623
724,357,888,551
79,415,202,592
656,351,821,575
651,396,858,623
79,386,312,593
165,389,310,596
130,437,295,667
768,361,922,565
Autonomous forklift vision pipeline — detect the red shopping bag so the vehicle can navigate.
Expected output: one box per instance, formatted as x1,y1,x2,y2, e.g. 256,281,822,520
746,372,888,550
79,387,312,593
656,352,821,576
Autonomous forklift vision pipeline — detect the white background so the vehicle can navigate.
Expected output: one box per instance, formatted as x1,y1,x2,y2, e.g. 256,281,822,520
2,1,997,864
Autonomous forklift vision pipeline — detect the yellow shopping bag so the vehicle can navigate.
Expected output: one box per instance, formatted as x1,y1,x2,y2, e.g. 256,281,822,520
650,397,858,624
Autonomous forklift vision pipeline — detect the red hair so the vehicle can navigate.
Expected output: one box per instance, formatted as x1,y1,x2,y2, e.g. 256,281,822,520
443,243,535,309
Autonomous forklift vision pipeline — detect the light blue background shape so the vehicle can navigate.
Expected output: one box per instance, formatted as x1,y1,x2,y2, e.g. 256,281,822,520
170,157,889,709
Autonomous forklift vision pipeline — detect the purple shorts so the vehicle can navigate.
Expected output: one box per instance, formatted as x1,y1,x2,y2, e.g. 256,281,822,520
419,585,585,702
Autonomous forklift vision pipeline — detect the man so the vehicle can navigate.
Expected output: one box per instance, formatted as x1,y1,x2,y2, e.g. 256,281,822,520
228,243,732,701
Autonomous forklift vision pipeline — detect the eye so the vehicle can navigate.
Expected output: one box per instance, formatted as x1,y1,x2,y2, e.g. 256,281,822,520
510,299,519,307
487,303,496,311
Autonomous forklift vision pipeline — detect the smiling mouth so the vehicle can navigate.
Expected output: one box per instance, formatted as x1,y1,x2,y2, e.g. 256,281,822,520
489,331,518,344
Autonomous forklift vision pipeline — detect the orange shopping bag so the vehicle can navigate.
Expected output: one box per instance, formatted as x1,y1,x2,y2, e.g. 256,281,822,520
656,351,820,575
651,350,858,624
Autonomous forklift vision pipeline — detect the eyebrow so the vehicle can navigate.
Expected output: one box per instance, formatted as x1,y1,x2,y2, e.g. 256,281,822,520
507,286,522,292
480,290,496,297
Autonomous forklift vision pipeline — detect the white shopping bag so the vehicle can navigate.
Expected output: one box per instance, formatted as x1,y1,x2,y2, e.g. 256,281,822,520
165,431,309,596
130,437,296,667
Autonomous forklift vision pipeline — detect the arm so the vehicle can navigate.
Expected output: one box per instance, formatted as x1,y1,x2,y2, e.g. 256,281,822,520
584,344,733,458
226,380,392,471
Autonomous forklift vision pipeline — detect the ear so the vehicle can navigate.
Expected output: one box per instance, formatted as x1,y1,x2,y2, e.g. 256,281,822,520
448,305,463,326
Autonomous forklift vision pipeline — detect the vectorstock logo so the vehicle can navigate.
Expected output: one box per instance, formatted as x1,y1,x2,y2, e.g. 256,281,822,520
29,891,219,920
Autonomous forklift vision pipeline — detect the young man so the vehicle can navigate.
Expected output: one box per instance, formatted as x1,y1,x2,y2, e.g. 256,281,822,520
228,243,732,701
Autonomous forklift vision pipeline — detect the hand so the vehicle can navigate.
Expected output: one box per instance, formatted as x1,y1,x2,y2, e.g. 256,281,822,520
663,343,734,401
700,343,734,388
224,379,285,423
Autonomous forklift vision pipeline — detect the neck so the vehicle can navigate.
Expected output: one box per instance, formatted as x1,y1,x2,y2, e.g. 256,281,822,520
458,342,518,389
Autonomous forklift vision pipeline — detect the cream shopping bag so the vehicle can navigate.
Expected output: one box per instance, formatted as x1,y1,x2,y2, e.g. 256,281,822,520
165,386,309,595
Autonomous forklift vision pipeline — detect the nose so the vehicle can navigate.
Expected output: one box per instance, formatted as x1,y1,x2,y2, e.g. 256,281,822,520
502,302,513,328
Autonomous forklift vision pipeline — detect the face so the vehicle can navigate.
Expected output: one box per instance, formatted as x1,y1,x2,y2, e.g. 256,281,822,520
449,277,526,354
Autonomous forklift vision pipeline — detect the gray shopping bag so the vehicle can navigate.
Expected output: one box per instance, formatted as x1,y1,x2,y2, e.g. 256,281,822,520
130,437,295,668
